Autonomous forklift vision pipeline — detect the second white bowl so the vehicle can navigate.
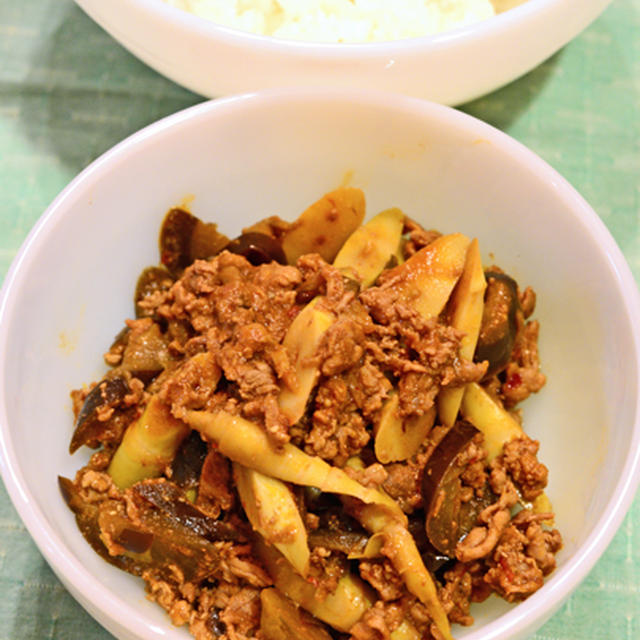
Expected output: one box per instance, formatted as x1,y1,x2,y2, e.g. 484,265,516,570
74,0,612,104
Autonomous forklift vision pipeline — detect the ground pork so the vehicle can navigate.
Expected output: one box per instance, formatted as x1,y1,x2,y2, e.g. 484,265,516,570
401,217,442,258
305,375,370,465
497,436,548,502
501,320,546,407
145,252,304,444
308,546,348,600
381,453,427,514
455,478,519,563
349,600,405,640
439,564,474,626
359,559,405,601
196,449,235,518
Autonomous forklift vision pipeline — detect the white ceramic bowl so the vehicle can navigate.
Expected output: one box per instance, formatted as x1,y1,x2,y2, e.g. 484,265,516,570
1,89,639,640
74,0,612,105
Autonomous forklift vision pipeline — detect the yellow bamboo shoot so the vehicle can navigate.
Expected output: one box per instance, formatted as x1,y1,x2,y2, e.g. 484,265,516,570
278,298,335,426
382,233,471,320
186,410,404,518
438,238,486,427
459,382,522,461
256,539,373,632
108,395,190,489
282,188,365,264
374,392,436,463
333,207,405,287
352,503,453,640
234,463,310,577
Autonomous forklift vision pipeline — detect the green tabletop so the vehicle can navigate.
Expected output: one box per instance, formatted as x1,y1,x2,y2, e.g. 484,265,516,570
0,1,638,638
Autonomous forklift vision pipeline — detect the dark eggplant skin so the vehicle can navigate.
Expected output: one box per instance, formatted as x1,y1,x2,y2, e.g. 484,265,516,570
226,232,287,266
59,476,243,583
422,421,489,556
58,476,142,574
69,375,136,454
132,480,243,544
171,430,209,491
474,271,522,376
159,208,229,275
134,266,174,318
307,529,369,557
160,207,199,274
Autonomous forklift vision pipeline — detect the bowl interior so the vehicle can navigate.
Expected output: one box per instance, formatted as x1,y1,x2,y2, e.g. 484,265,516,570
1,91,638,640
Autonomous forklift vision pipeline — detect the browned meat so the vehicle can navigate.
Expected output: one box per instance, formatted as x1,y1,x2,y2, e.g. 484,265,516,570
349,601,405,640
305,375,370,465
359,559,404,601
196,449,235,518
439,564,473,626
161,351,222,418
501,320,546,407
402,217,442,258
455,478,519,563
308,546,348,600
381,454,426,514
498,437,548,502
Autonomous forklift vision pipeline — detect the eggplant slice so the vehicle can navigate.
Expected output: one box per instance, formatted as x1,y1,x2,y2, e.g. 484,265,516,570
422,421,494,556
474,271,522,376
69,375,135,454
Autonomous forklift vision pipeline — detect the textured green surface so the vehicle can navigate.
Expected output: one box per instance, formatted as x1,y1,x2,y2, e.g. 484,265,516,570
0,1,638,638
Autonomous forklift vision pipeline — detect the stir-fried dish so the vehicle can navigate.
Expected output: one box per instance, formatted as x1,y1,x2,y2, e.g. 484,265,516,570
60,187,562,640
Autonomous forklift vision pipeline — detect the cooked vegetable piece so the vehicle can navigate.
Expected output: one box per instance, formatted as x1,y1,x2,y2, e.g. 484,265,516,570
373,233,470,461
59,477,240,582
260,588,333,640
438,238,487,427
342,456,451,637
159,207,229,275
108,395,191,489
134,265,174,318
278,298,336,426
281,188,365,264
69,375,134,454
234,463,310,577
226,231,287,265
186,410,403,517
333,207,405,287
531,492,555,525
459,382,523,461
349,502,453,640
474,271,521,375
374,392,436,463
170,430,208,492
308,528,369,557
255,538,373,632
422,420,488,555
197,448,234,511
382,232,471,319
306,505,372,557
460,382,554,516
132,480,241,543
58,476,135,572
120,320,171,382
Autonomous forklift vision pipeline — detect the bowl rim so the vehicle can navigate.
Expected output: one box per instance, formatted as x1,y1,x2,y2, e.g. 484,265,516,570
79,0,611,52
1,87,639,640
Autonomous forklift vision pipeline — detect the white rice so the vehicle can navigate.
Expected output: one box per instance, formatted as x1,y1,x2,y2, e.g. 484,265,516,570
163,0,497,43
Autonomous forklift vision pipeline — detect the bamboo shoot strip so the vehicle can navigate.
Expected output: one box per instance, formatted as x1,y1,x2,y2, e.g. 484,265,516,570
352,503,454,640
186,410,405,518
234,463,310,577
